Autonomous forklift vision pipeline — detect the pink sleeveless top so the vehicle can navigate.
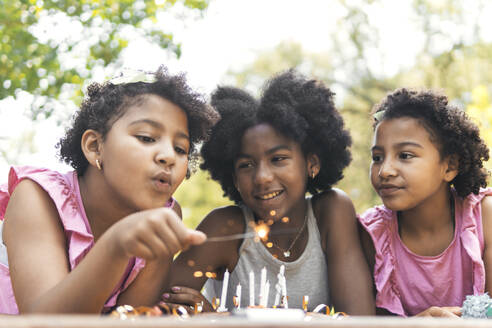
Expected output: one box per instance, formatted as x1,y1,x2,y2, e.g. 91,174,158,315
358,188,492,317
0,166,175,314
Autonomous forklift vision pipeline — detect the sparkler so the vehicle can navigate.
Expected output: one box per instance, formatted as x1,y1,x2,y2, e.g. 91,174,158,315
205,224,298,243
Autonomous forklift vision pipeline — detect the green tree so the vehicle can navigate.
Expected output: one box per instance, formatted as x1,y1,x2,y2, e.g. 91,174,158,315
0,0,208,117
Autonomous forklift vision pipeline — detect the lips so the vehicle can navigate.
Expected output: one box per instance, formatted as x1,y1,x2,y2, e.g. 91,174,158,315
378,185,402,196
152,171,172,192
255,190,283,200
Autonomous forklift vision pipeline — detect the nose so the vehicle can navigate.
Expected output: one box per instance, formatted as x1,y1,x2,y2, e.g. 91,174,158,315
378,158,397,179
155,140,176,166
254,162,274,185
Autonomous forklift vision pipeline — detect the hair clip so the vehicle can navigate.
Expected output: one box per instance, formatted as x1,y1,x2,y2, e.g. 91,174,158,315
372,110,385,123
109,68,157,85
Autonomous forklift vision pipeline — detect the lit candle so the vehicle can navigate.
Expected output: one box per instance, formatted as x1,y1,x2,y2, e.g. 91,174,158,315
217,269,229,312
235,284,242,308
249,270,255,306
260,267,266,305
302,295,309,311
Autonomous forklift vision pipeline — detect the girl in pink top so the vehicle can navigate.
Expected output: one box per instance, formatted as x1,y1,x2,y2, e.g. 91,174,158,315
0,66,218,314
358,88,492,317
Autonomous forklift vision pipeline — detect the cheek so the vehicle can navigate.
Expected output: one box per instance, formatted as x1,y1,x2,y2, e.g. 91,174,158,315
234,174,251,195
369,165,380,185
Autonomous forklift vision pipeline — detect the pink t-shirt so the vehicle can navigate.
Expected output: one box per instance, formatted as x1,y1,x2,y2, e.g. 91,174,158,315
358,188,492,317
0,166,175,314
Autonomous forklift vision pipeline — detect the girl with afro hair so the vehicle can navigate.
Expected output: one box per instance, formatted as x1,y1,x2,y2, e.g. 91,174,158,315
359,88,491,317
162,70,375,314
0,66,218,314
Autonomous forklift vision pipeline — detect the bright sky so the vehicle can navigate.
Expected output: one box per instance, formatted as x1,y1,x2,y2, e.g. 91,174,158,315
1,0,491,177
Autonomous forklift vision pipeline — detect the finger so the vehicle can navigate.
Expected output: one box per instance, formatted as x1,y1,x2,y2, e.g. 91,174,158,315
430,307,459,318
166,212,206,247
153,216,182,255
188,230,207,245
170,286,203,296
442,306,462,316
137,232,170,260
124,238,155,260
164,291,202,306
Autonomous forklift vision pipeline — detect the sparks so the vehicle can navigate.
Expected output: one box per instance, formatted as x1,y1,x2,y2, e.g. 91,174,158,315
254,222,270,241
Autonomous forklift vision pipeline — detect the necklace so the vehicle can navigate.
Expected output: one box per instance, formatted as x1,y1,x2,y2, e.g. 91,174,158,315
269,214,308,258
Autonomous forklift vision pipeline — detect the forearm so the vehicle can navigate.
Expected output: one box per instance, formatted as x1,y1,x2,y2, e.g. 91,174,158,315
116,258,172,307
20,236,129,313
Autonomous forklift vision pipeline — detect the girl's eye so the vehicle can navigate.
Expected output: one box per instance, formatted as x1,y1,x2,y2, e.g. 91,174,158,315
175,147,188,155
237,162,253,169
399,152,414,160
372,154,382,162
272,156,287,162
137,135,155,143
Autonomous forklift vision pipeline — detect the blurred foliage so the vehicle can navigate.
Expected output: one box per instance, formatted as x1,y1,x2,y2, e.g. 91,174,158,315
2,0,491,222
0,0,208,117
174,169,232,229
466,86,492,172
224,0,492,213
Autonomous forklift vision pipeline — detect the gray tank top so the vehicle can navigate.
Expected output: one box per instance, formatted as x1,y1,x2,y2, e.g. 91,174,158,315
203,197,329,311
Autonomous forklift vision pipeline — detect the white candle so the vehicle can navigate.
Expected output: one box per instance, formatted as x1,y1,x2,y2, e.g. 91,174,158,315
235,284,242,308
260,267,266,304
281,275,288,308
249,270,255,306
261,280,270,307
273,283,281,307
274,265,285,307
218,269,229,312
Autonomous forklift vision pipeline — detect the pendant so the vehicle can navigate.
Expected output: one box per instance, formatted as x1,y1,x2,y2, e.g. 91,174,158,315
283,251,290,257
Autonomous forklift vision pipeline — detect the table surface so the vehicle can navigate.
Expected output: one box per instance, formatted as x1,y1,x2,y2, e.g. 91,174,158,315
1,315,492,328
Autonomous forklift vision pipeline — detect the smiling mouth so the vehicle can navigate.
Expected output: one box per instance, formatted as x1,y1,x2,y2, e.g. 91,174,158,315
257,190,283,200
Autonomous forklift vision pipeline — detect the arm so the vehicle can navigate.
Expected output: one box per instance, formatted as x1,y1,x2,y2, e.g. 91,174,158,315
3,180,203,313
313,189,375,315
116,201,184,307
481,195,492,293
161,206,245,310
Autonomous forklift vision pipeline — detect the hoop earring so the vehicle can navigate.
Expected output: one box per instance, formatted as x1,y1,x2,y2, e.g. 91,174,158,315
96,159,102,171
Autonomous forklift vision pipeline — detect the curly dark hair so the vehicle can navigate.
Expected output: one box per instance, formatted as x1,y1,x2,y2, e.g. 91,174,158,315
57,66,219,176
201,69,352,204
372,88,490,197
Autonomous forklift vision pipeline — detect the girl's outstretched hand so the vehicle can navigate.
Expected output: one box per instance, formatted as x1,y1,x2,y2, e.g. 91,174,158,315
160,286,214,313
105,207,206,261
415,306,462,318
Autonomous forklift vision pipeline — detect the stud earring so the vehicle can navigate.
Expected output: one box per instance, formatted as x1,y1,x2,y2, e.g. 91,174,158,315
96,159,102,171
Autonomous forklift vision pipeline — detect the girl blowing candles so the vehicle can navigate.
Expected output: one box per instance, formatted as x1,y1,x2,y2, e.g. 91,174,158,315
162,70,375,314
0,66,218,314
359,88,492,317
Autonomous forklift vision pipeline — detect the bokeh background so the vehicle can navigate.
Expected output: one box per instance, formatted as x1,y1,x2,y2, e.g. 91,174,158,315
1,0,491,228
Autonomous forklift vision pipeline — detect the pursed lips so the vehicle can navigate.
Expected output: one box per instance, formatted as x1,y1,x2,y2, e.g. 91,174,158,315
152,171,172,191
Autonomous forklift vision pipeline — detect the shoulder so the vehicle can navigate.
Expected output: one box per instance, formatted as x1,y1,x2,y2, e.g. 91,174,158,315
195,205,246,237
312,188,355,221
480,192,492,245
3,177,65,250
